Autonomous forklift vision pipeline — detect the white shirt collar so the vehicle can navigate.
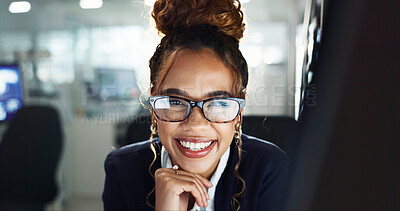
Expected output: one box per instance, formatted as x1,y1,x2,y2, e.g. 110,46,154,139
161,145,230,211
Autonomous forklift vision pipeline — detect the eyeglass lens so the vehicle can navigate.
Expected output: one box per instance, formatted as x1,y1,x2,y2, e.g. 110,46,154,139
153,97,240,122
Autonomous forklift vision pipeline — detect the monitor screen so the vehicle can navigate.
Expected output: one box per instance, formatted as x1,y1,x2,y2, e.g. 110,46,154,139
96,68,139,102
0,64,24,122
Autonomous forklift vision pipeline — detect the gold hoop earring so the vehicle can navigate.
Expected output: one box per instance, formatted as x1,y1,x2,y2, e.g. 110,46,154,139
150,121,158,135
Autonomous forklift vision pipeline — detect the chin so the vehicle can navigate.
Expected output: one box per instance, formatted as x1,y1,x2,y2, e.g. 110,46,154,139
179,160,216,176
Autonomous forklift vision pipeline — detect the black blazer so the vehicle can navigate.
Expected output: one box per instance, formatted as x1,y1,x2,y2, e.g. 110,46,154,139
103,134,288,210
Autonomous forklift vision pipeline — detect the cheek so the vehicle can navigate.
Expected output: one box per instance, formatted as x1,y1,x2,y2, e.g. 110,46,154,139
157,122,178,145
212,123,236,144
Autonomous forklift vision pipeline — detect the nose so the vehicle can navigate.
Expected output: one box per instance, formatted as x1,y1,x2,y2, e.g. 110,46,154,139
182,106,209,129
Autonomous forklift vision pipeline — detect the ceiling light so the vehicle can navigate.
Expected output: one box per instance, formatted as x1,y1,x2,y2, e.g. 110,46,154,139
80,0,103,9
9,1,31,14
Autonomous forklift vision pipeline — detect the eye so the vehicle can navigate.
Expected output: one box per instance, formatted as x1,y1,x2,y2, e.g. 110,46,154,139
169,99,185,106
170,100,180,105
209,100,230,107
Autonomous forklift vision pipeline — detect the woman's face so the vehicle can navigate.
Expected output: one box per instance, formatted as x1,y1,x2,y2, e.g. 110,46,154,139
156,48,240,178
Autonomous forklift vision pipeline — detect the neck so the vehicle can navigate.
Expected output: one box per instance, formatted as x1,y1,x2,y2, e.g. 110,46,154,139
202,160,220,180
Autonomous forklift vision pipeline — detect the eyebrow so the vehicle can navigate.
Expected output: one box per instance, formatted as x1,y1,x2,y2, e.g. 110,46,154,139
161,88,188,96
161,88,232,98
207,91,232,98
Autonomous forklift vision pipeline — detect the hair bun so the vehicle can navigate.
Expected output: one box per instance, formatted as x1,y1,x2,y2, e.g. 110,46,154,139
152,0,245,40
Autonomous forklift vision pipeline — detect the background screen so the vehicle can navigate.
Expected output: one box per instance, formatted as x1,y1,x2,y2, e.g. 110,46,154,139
0,64,24,122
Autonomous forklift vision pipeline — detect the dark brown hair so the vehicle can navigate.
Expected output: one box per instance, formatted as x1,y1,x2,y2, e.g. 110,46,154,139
147,0,248,210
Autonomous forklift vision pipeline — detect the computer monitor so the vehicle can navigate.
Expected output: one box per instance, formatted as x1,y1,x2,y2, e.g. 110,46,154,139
0,64,24,123
96,67,139,102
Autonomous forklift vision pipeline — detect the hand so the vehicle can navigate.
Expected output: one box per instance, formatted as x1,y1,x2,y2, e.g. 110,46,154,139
154,168,213,210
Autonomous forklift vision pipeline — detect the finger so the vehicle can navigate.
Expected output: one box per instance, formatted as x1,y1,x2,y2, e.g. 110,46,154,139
163,169,212,207
167,168,213,188
191,174,209,207
193,173,213,189
167,172,208,207
165,169,211,199
192,174,209,200
178,180,207,207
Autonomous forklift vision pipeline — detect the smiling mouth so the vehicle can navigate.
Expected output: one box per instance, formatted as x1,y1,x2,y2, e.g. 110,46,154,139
178,140,214,151
175,138,217,158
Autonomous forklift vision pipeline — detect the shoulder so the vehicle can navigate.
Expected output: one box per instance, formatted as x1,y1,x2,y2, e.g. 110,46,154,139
103,139,159,209
241,134,286,159
240,134,287,169
104,139,161,170
237,134,289,210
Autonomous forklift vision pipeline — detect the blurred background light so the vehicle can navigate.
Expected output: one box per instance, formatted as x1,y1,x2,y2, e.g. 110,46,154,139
37,67,50,82
79,0,103,9
242,46,262,68
6,99,21,112
0,83,6,95
249,32,264,44
263,46,284,65
144,0,156,7
76,38,89,52
103,43,115,54
8,1,31,14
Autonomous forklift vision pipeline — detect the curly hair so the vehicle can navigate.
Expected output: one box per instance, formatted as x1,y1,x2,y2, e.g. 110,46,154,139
149,0,248,98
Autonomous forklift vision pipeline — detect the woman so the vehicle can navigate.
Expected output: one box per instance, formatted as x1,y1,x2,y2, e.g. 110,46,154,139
103,0,288,210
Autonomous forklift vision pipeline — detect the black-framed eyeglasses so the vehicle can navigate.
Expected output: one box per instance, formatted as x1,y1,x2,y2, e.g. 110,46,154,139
149,96,245,123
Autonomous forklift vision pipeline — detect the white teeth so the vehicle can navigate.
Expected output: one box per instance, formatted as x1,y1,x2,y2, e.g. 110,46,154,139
179,140,213,151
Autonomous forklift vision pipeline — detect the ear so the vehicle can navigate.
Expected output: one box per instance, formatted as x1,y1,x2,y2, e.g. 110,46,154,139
234,113,243,126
